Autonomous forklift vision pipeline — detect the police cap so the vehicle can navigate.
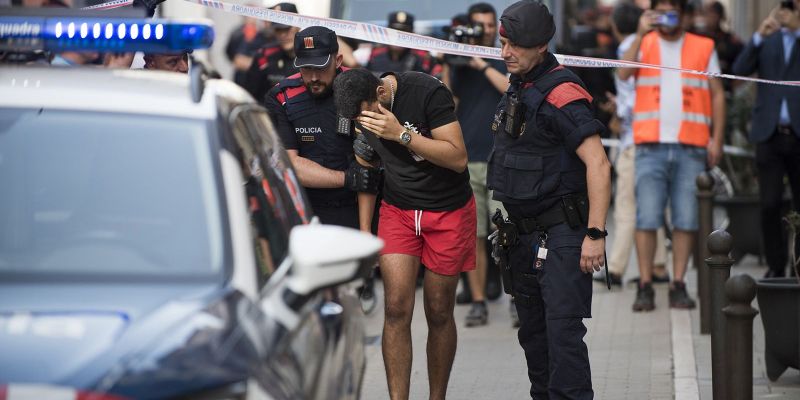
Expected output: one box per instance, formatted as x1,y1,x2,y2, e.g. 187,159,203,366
388,11,415,32
499,0,555,48
294,26,339,68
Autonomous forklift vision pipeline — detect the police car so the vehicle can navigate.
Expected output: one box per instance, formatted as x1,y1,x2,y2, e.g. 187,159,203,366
0,11,380,400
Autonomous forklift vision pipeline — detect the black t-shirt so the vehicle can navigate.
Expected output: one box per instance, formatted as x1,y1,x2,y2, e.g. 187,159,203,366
365,72,472,211
451,59,508,162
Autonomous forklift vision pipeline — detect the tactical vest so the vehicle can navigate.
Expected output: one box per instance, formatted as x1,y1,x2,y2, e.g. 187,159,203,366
487,67,590,206
274,71,355,206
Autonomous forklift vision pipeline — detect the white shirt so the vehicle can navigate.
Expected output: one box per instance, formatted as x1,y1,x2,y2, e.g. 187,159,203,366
640,34,720,143
616,34,637,149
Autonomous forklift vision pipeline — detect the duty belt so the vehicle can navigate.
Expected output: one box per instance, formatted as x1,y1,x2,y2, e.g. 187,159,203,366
510,206,567,234
509,194,588,234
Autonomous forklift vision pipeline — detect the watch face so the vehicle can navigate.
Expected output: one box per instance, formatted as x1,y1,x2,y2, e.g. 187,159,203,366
401,131,411,144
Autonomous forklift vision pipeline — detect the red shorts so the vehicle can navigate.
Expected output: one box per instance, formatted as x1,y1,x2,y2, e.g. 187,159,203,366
378,197,477,276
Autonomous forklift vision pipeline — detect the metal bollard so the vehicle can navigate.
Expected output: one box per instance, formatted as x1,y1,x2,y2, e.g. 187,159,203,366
722,274,758,400
707,229,734,400
696,172,714,335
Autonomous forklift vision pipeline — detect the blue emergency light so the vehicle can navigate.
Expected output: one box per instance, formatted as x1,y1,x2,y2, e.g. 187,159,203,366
0,16,213,53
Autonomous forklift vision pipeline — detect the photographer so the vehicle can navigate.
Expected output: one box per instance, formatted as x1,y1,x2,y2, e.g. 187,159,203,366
443,3,512,328
619,0,725,311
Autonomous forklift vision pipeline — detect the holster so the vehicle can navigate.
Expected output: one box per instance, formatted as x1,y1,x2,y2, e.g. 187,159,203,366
492,208,518,295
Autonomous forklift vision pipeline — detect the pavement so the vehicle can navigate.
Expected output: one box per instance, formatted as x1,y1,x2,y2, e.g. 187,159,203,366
358,231,800,399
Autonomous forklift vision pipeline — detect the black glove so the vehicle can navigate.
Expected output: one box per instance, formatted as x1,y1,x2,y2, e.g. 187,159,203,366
344,161,381,194
353,132,376,162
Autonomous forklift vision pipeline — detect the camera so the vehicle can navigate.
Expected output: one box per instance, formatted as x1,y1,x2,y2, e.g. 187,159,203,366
652,11,680,28
448,23,484,43
442,14,484,67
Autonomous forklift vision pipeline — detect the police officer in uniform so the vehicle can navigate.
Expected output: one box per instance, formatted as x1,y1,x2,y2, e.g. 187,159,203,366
242,3,300,103
488,2,611,399
264,26,381,228
367,11,441,77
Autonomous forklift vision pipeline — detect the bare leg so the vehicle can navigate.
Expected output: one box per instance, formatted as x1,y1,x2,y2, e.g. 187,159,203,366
671,230,694,283
423,268,460,400
635,230,657,285
466,238,487,302
380,253,421,400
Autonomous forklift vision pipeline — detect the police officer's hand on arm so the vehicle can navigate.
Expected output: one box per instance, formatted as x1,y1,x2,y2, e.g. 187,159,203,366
575,135,611,274
357,103,468,172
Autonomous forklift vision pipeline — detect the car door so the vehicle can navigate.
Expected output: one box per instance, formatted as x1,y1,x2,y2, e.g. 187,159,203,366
227,104,339,399
238,107,366,400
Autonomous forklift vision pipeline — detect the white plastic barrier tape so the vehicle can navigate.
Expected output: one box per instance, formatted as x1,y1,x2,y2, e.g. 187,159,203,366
181,0,800,88
85,0,800,88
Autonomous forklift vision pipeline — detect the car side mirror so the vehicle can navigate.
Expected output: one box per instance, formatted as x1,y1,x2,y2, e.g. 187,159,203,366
286,224,383,300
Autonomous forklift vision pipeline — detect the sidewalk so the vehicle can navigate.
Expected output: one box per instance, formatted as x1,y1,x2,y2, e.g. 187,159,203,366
359,251,800,399
691,255,800,400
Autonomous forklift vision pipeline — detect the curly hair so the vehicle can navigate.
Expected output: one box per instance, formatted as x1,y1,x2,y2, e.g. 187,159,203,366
333,69,382,119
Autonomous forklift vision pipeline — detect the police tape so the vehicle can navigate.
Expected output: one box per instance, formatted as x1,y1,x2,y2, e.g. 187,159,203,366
88,0,800,88
82,0,134,10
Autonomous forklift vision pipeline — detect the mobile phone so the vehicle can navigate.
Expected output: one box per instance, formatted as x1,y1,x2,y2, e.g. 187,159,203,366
781,0,795,11
653,11,680,28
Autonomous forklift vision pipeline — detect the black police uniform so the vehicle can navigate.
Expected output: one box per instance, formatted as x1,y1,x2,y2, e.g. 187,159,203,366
366,47,440,77
488,55,605,400
242,45,297,104
264,71,358,228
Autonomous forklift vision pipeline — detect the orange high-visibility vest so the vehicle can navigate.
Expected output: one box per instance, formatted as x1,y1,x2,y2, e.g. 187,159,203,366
633,31,715,147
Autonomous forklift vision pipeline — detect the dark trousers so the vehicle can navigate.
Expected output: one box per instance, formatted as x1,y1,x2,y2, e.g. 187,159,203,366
508,223,593,400
313,204,359,229
756,131,800,273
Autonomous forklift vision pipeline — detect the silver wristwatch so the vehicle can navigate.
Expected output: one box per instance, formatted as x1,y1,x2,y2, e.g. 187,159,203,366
399,128,412,146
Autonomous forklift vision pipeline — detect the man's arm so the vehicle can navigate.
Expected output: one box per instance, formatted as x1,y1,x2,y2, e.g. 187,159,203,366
355,155,377,233
618,10,655,81
708,77,725,167
358,104,468,173
734,9,780,76
575,135,611,274
469,58,509,93
286,150,345,188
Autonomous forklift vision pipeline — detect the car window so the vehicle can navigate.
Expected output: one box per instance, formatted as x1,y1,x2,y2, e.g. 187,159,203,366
229,106,309,285
0,109,224,279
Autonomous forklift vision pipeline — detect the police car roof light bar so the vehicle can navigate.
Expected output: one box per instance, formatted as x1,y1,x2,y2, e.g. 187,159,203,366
0,15,214,54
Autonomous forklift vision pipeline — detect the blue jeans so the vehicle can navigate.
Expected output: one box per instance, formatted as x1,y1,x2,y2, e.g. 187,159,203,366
635,143,707,231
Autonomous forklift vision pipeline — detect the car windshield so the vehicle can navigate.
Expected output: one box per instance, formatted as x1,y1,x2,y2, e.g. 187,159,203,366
0,109,224,279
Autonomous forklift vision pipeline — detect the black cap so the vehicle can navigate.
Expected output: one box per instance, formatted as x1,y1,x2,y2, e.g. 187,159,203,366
294,26,339,68
388,11,415,32
271,2,298,29
499,0,555,48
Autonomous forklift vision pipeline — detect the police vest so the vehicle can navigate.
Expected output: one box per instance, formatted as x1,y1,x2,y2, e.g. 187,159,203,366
273,71,355,205
633,32,715,147
488,66,591,205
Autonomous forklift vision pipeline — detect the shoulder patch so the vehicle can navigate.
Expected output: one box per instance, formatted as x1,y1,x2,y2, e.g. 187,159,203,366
545,82,593,109
370,47,388,58
262,46,281,58
412,49,429,58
